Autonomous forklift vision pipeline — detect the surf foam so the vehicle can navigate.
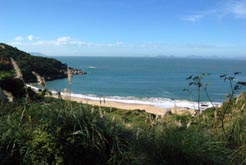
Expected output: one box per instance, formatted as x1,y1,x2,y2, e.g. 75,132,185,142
27,84,222,110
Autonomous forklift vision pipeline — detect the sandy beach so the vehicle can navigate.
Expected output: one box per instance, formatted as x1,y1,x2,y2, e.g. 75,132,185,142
52,94,196,116
26,84,197,116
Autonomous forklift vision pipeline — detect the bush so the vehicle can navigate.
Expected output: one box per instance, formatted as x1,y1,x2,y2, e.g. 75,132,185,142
135,126,230,164
0,99,134,164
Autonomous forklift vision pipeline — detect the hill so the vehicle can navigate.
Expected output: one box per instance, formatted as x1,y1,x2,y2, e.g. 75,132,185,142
0,43,85,82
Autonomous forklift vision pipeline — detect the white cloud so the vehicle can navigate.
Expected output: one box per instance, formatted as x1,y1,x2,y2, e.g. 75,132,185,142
228,0,246,18
27,35,33,41
115,42,125,46
12,36,125,48
15,36,23,41
10,41,22,45
182,14,204,22
182,10,217,22
9,36,240,57
50,36,94,46
182,0,246,22
56,36,72,43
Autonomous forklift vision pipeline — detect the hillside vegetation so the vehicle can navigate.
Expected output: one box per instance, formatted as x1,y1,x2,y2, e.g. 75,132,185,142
0,43,67,82
1,93,246,164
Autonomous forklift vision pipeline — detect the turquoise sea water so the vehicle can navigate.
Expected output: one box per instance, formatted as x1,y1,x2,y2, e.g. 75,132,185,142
45,57,246,108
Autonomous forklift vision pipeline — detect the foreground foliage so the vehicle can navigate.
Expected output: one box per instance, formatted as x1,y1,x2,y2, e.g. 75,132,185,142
0,99,133,164
0,95,245,164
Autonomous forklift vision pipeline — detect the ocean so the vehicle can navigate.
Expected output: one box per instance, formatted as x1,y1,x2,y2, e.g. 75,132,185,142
45,57,246,109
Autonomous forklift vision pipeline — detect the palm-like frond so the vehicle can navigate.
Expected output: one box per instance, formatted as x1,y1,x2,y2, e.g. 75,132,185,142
10,57,23,80
32,71,46,86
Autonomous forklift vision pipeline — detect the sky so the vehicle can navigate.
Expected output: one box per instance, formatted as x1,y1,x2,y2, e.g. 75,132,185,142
1,0,246,57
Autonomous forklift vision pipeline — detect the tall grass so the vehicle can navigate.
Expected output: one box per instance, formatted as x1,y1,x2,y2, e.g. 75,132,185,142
2,95,246,164
0,99,134,164
133,121,230,164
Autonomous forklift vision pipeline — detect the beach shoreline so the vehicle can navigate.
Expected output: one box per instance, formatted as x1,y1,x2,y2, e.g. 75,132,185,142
27,84,219,116
55,94,197,116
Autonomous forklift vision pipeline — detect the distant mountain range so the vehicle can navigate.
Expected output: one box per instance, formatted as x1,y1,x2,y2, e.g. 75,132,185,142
29,52,47,57
156,55,246,59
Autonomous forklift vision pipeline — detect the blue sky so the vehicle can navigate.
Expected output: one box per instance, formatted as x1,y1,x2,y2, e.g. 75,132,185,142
1,0,246,57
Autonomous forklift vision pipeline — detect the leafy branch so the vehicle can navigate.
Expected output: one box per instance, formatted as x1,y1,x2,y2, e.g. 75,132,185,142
219,72,246,138
185,73,210,114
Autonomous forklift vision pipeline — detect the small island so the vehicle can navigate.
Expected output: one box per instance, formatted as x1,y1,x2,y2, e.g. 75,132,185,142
68,67,87,75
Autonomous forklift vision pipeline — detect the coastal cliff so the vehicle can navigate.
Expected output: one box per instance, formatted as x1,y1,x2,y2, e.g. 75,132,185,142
0,43,86,82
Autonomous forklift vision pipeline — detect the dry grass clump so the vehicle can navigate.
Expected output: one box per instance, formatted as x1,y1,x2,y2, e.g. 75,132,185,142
32,71,46,86
67,66,72,84
0,44,5,49
10,57,23,80
2,90,13,102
